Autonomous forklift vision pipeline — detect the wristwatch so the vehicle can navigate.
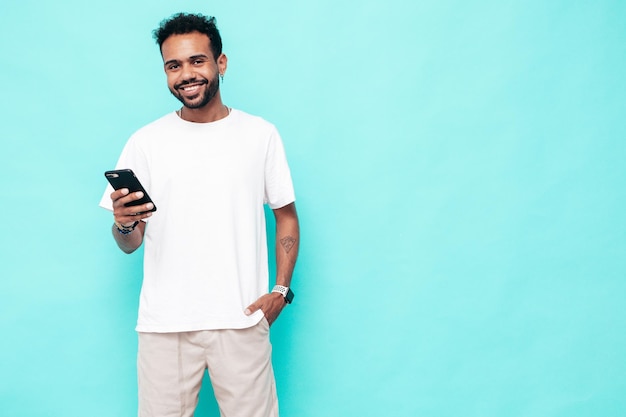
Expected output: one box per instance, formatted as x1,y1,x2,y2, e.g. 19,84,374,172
272,285,294,304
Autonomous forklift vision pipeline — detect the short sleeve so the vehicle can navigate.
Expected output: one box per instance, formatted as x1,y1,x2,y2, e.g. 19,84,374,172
263,127,295,209
99,136,151,211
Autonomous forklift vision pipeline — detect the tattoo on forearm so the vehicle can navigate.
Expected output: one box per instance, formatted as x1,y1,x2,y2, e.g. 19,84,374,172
280,236,297,254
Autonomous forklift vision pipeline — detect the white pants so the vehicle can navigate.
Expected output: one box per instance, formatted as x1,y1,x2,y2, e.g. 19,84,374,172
137,319,278,417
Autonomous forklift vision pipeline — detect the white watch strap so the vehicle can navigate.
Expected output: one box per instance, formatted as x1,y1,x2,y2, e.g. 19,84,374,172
272,285,289,298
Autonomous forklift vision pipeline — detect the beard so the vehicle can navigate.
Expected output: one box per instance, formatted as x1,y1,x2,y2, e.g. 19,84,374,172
170,72,220,109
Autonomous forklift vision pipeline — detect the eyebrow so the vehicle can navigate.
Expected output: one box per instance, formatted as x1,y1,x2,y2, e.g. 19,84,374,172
189,54,211,61
164,54,211,67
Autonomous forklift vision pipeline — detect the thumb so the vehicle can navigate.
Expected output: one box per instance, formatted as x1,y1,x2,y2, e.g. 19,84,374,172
244,301,260,316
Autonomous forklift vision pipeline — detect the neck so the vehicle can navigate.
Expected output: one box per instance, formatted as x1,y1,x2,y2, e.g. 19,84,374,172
179,97,230,123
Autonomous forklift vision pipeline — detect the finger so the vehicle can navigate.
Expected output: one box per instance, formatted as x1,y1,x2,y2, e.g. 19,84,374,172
113,192,153,215
115,211,153,227
114,191,146,207
244,301,261,316
110,188,130,201
115,210,152,223
126,202,154,214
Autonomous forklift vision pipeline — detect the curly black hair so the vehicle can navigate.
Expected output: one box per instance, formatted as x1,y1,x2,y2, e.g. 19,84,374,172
153,13,223,60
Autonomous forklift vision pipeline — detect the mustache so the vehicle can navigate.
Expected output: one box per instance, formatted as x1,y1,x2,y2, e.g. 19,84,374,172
174,78,208,90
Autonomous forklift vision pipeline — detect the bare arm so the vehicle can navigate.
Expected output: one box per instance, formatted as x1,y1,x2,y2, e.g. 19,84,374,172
245,202,300,325
110,188,153,254
273,202,300,288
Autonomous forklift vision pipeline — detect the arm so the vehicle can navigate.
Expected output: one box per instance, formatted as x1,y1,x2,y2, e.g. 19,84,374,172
245,202,300,325
274,202,300,288
110,188,153,254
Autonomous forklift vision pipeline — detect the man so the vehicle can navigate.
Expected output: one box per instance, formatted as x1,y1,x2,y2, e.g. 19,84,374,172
99,12,299,417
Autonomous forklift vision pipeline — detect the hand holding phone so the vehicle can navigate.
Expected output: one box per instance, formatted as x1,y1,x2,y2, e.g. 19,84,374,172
105,169,157,214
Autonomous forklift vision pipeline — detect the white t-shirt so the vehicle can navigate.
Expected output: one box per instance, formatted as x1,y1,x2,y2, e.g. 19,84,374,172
100,109,295,332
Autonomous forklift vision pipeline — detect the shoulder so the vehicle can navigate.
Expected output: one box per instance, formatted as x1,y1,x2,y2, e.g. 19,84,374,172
121,112,180,152
230,109,277,134
131,112,178,139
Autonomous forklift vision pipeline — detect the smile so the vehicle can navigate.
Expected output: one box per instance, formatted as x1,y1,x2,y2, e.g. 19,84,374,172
180,84,203,92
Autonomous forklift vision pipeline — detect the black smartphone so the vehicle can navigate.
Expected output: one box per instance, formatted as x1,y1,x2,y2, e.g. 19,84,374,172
104,169,157,213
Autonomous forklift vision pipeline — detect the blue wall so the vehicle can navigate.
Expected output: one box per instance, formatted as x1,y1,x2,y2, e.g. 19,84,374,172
1,1,624,416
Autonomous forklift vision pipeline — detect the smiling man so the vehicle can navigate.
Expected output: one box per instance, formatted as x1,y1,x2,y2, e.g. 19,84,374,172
99,13,299,417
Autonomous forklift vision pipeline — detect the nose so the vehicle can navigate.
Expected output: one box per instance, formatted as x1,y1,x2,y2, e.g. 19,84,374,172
180,63,196,82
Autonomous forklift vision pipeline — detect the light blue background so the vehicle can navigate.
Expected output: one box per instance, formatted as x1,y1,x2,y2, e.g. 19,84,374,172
1,1,624,416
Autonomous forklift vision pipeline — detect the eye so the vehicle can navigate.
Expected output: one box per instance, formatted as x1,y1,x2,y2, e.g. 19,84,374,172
167,64,180,71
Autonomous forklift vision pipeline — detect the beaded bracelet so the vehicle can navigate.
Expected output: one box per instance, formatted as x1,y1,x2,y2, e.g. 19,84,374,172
115,221,139,235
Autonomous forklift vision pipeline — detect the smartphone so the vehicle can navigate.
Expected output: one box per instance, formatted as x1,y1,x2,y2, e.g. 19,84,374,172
104,169,157,213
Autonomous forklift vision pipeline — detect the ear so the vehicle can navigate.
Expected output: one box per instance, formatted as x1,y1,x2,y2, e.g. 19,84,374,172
217,53,228,75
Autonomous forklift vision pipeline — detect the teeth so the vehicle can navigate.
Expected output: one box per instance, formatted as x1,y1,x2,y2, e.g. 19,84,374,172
182,85,200,91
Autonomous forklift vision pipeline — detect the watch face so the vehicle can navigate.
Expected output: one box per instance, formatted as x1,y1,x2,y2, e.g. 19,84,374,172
285,288,294,304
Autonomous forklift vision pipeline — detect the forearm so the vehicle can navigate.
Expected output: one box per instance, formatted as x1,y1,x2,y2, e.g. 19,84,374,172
108,189,152,254
111,221,145,254
244,203,299,324
274,203,300,287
